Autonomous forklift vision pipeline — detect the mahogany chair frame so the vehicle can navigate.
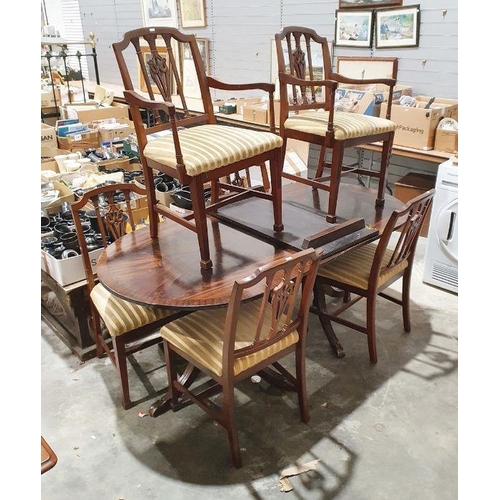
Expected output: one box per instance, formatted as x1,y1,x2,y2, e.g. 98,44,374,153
312,189,435,363
162,247,323,467
113,27,284,270
275,26,397,223
70,182,186,409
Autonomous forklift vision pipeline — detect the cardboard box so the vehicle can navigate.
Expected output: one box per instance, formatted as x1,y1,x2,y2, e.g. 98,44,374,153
41,87,62,108
57,130,100,152
41,123,58,148
41,247,104,287
96,118,135,145
394,172,436,237
414,96,458,121
380,102,444,150
43,179,76,214
243,104,268,124
237,97,263,115
63,102,129,123
335,89,378,116
41,146,71,161
434,129,458,153
338,84,412,103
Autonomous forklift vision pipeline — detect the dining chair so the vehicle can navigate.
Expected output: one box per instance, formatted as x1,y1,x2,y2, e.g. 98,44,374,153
312,189,435,363
274,26,397,223
112,26,284,271
70,182,187,409
160,247,323,468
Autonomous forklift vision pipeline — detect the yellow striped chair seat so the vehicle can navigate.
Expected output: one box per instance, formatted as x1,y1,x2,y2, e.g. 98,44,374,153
143,124,283,177
160,300,299,377
318,243,408,290
90,283,174,337
284,110,396,141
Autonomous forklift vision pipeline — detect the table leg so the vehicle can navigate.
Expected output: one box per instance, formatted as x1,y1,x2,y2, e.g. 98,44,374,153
311,284,346,359
148,364,200,417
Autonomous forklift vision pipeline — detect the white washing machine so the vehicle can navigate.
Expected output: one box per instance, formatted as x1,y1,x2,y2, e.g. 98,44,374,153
423,158,458,293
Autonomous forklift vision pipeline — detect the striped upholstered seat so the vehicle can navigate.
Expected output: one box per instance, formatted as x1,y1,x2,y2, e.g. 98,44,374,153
90,283,175,337
160,248,322,468
312,190,435,364
161,299,298,377
144,125,283,177
317,242,408,290
284,111,396,141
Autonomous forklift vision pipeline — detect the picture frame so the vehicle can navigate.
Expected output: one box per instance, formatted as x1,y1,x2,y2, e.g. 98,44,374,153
334,9,374,48
140,0,177,27
138,45,179,95
181,38,209,98
339,0,402,9
336,56,398,79
179,0,207,28
375,5,421,49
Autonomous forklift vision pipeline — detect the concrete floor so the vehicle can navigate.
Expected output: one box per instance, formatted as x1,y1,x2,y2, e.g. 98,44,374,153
41,235,458,499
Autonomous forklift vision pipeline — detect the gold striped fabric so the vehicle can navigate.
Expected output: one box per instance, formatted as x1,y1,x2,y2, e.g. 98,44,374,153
284,110,396,141
318,243,408,290
160,300,299,377
90,283,174,337
143,124,283,177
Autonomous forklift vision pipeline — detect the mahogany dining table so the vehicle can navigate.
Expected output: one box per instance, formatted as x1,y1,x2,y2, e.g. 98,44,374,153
96,181,403,415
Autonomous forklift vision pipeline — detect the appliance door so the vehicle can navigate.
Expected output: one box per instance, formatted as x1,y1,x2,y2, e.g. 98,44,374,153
436,198,458,264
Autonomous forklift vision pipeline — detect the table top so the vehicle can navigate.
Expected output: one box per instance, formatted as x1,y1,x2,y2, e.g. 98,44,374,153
96,182,402,310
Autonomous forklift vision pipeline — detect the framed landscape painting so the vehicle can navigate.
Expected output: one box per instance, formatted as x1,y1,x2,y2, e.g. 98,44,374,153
375,5,420,48
141,0,177,27
334,10,374,48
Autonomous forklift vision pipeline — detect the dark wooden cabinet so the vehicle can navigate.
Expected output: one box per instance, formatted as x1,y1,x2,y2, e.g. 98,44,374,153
41,270,96,361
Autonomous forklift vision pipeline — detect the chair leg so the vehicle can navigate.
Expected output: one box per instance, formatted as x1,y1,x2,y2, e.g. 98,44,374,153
190,178,213,270
222,385,242,468
164,340,180,406
269,148,284,232
259,163,270,192
113,337,132,409
366,294,378,364
402,270,412,333
295,341,310,423
313,145,328,186
376,133,394,206
90,307,105,358
326,141,345,223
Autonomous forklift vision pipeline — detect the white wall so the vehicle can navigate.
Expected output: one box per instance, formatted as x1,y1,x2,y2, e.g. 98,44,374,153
43,0,457,99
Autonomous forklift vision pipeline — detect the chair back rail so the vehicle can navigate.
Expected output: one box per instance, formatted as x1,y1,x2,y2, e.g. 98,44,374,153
370,189,435,286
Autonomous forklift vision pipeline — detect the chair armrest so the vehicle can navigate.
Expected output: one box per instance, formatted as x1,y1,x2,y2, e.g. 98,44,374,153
206,76,275,94
206,76,277,129
123,90,176,116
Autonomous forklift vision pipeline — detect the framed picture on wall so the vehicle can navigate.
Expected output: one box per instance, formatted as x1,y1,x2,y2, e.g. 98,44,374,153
339,0,402,9
179,0,207,28
181,38,209,98
141,0,177,27
336,56,398,79
334,10,374,48
375,5,421,48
